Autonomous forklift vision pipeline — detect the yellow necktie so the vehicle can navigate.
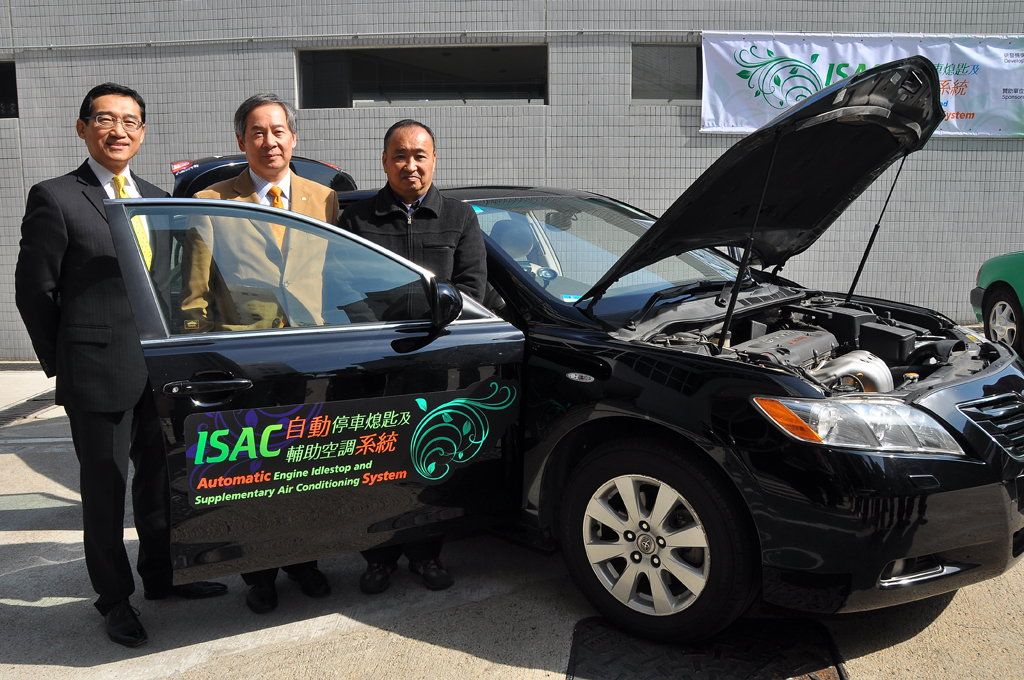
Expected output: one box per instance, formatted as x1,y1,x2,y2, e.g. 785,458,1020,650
111,174,153,269
268,186,287,250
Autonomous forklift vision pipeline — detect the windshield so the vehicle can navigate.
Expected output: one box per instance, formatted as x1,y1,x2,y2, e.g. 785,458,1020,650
466,194,740,306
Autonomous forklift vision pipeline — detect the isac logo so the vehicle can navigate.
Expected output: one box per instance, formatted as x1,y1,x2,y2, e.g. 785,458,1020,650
733,45,868,110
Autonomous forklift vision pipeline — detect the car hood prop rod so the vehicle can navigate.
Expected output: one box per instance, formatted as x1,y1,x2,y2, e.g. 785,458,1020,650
718,131,781,350
845,154,907,304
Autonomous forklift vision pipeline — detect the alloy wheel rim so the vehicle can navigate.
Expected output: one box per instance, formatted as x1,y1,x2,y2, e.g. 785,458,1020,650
989,301,1018,345
582,474,710,616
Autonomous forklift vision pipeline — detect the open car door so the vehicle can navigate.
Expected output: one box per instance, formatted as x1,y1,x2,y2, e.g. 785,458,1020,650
104,197,523,584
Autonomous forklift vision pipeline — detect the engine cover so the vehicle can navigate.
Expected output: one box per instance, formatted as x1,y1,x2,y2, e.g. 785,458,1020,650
733,329,838,368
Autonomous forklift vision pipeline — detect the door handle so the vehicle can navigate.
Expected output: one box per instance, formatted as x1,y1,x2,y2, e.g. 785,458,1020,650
163,378,253,397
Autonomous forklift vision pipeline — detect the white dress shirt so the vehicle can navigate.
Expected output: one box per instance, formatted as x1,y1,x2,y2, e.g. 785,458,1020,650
248,169,292,210
88,156,142,199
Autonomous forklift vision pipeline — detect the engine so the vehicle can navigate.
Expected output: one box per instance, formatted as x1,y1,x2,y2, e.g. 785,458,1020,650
642,296,976,395
806,350,894,393
729,329,895,392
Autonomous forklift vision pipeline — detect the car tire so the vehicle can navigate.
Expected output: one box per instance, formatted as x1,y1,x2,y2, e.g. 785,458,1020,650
559,439,759,641
983,287,1022,354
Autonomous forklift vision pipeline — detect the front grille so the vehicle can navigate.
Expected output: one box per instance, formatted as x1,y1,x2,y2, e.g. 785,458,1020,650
959,394,1024,460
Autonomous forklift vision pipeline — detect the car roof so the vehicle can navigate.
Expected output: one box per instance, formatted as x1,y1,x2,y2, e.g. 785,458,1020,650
440,186,600,201
172,155,357,197
338,186,605,209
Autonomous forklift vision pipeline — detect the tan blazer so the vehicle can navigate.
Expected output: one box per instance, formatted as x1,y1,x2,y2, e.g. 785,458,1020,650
181,170,340,332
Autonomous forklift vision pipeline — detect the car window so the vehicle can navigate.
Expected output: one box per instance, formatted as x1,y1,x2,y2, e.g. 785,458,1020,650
125,203,431,336
469,197,739,303
478,207,557,277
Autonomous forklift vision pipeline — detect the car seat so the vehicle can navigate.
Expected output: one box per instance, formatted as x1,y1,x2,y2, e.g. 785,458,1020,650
490,219,537,263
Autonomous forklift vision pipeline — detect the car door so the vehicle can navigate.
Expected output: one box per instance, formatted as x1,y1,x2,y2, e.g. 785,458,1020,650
105,198,524,584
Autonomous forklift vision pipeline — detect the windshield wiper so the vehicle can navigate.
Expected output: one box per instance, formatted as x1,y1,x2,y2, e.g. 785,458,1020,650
712,267,759,307
625,279,741,331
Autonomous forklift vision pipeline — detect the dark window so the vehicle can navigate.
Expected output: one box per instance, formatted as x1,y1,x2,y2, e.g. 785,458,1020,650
632,45,702,103
0,63,17,118
298,47,547,108
125,203,431,336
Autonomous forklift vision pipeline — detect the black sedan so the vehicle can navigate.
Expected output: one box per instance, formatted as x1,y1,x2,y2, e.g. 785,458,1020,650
104,57,1022,641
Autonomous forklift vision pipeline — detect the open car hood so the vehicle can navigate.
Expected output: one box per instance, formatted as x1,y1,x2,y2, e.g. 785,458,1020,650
583,56,944,303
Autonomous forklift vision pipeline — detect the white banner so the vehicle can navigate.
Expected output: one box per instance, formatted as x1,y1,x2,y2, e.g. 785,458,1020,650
701,31,1024,137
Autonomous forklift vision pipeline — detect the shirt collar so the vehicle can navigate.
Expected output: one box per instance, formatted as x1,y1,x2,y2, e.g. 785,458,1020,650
249,169,291,202
87,156,134,193
394,194,422,214
376,184,440,217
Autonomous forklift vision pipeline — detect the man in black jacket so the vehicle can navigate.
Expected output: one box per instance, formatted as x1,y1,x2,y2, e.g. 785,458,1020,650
339,119,486,594
339,119,486,303
15,83,225,648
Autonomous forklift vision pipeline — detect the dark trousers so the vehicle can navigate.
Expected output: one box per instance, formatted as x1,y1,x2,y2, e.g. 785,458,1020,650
241,561,318,587
66,393,171,615
361,537,444,566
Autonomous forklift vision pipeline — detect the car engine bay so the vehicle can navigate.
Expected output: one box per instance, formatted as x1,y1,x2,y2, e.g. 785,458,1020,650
641,290,995,396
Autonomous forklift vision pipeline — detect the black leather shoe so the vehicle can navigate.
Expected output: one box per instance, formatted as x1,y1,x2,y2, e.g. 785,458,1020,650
246,583,278,614
104,601,148,647
409,558,454,591
359,562,397,595
144,581,228,600
287,567,331,598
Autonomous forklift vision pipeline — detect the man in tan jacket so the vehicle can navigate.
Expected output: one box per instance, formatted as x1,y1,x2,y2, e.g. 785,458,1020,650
181,94,339,332
181,93,336,612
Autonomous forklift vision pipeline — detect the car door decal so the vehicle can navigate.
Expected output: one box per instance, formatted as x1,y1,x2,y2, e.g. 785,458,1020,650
410,381,518,480
183,378,518,509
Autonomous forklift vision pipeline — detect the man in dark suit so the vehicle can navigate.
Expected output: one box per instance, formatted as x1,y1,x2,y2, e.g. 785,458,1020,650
14,82,226,648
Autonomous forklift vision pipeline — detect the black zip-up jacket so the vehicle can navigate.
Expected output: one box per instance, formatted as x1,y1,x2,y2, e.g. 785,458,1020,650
339,185,486,302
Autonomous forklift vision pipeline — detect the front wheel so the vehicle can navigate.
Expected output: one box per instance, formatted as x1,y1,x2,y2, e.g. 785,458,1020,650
984,288,1022,354
559,440,759,641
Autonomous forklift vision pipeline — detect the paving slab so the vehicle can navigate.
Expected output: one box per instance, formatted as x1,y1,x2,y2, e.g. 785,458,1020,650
0,367,54,413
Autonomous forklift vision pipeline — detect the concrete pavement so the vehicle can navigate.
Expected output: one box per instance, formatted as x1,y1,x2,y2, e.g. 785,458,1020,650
0,362,55,412
1,363,1021,679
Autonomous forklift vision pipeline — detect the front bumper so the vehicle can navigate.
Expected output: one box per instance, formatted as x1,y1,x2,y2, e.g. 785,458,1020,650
759,470,1024,614
970,286,985,321
742,352,1024,614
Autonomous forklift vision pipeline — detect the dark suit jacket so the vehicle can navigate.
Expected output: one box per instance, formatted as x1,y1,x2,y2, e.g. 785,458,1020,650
15,161,169,411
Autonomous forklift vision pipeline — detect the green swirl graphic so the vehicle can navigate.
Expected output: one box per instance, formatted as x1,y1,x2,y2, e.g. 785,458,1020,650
410,382,517,481
734,46,823,110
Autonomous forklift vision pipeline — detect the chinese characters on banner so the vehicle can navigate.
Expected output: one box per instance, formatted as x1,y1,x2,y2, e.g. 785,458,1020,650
701,32,1024,137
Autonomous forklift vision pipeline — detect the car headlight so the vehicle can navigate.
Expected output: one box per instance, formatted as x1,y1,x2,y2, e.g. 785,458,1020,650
752,396,964,456
955,326,982,344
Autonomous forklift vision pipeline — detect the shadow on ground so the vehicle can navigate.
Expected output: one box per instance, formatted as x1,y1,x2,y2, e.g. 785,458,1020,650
819,591,956,663
565,616,843,680
0,526,957,679
0,535,584,672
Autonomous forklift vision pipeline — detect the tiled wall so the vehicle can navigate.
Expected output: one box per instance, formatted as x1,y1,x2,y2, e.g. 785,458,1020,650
2,2,1022,359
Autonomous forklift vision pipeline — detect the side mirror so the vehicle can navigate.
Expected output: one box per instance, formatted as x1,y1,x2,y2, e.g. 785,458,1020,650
431,281,463,329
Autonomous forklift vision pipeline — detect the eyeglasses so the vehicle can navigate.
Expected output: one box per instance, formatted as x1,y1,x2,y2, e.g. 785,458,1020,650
86,114,145,132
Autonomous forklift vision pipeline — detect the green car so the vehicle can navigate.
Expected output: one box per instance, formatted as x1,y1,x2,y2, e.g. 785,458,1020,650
971,251,1024,353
